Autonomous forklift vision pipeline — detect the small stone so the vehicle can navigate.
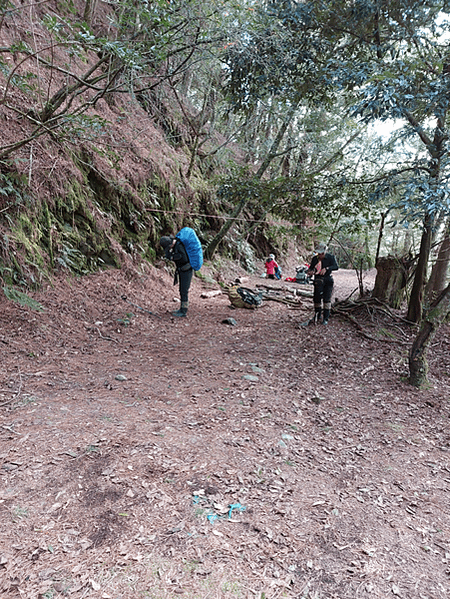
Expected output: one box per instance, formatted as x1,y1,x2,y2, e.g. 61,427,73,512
2,463,18,471
222,318,237,326
115,374,127,381
243,374,259,382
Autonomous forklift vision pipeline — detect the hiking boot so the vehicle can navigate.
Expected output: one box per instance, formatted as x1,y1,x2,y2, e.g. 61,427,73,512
311,309,321,325
172,301,188,317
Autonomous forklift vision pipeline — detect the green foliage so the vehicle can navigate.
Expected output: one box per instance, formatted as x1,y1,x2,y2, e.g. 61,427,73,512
58,114,111,142
217,167,308,219
3,286,44,311
332,229,374,269
0,169,28,206
117,312,134,327
0,0,14,13
222,0,450,227
236,239,257,272
0,61,38,95
222,2,336,112
12,505,29,521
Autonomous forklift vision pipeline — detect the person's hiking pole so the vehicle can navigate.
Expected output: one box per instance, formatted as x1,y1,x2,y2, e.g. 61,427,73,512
121,295,160,318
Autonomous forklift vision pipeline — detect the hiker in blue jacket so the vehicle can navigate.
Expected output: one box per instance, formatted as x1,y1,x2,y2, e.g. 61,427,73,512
160,235,193,317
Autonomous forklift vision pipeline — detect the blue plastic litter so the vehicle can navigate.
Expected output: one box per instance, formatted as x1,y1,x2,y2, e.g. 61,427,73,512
228,503,246,518
193,495,246,524
207,513,220,523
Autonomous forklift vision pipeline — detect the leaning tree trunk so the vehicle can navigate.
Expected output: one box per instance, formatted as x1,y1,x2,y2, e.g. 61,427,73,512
204,102,299,259
204,196,247,259
409,281,450,387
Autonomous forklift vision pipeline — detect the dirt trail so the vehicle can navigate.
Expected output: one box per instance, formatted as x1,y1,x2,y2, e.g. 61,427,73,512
1,266,449,598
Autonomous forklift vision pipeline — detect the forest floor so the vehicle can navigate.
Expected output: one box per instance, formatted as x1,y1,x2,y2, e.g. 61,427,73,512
1,262,450,599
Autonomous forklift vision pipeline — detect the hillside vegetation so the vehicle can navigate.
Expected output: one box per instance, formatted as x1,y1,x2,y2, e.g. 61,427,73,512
0,0,265,287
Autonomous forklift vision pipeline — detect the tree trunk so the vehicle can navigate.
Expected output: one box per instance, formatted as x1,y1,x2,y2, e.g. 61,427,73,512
408,58,450,384
403,79,447,322
186,87,215,179
204,102,299,259
375,211,386,266
83,0,98,26
425,226,450,304
204,197,247,259
409,281,450,387
372,255,410,308
407,215,432,322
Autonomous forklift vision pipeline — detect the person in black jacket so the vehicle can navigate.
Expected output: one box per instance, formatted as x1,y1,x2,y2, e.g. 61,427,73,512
306,243,338,325
160,235,193,317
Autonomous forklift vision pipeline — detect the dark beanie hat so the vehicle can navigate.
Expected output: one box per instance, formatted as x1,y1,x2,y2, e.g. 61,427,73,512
160,236,174,249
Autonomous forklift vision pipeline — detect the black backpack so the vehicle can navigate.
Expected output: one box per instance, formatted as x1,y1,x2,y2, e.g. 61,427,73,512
228,285,263,309
237,287,263,308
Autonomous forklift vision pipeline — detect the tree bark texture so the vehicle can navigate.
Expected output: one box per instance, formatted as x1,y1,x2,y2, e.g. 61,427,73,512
409,281,450,387
83,0,98,26
372,256,410,309
425,227,450,304
407,218,432,323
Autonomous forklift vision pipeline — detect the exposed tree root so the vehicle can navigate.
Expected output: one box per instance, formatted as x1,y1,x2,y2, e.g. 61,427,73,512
332,297,412,344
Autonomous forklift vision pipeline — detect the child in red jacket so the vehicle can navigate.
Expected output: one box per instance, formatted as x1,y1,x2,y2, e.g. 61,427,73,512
265,254,279,279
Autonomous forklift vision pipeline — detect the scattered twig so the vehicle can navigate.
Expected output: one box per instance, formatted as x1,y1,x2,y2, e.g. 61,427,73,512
333,307,409,344
433,540,448,553
0,396,19,408
1,424,21,435
0,371,24,408
96,328,119,343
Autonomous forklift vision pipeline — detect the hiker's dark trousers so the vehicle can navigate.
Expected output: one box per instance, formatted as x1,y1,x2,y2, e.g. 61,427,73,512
313,277,334,309
179,267,193,303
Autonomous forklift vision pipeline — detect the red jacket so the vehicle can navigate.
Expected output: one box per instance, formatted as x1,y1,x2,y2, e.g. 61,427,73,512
265,258,278,275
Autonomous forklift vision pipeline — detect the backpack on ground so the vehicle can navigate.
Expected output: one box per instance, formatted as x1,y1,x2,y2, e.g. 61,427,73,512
296,265,311,284
228,285,263,309
176,227,203,271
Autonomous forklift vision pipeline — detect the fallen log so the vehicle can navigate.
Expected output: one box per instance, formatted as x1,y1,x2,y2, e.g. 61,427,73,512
200,290,223,298
259,283,313,298
261,294,304,307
